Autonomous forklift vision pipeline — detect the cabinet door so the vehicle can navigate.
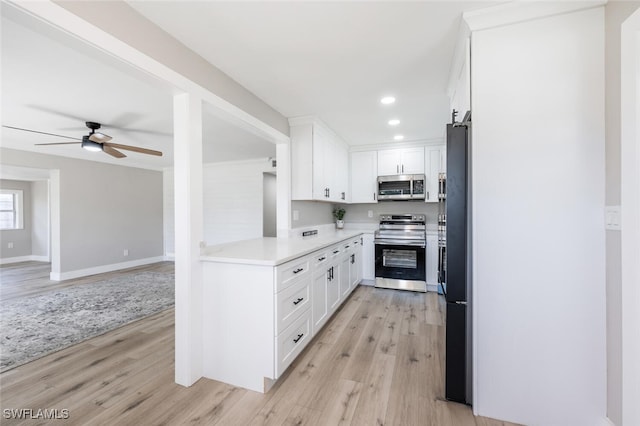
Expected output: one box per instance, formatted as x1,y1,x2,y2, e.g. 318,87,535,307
312,268,329,333
312,126,329,200
327,264,341,312
400,147,425,174
331,141,348,202
361,233,375,281
426,234,439,286
377,149,401,176
350,151,378,203
350,252,359,288
425,145,444,203
340,255,351,300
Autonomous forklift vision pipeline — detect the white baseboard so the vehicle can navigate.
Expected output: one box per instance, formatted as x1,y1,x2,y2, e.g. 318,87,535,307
0,255,50,265
359,279,375,286
50,256,166,281
164,253,175,261
427,284,439,293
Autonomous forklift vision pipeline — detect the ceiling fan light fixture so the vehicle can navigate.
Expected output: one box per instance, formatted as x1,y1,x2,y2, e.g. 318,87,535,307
82,136,102,152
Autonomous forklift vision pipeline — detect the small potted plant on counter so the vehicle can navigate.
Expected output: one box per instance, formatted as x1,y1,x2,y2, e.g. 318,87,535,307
333,207,346,229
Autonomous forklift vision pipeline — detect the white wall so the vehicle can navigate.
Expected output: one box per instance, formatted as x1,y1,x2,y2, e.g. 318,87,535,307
164,158,276,253
1,148,164,275
471,8,606,426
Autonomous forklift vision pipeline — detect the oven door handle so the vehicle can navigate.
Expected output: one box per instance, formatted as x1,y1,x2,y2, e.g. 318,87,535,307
374,239,426,248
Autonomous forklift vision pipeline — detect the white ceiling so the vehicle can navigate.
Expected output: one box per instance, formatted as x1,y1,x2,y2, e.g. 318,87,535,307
127,1,496,146
0,6,276,171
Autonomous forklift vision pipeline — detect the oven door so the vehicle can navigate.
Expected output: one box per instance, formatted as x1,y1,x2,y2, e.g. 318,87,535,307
374,240,426,282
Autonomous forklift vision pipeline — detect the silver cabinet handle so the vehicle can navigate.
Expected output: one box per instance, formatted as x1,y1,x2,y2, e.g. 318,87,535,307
402,164,404,173
396,165,399,174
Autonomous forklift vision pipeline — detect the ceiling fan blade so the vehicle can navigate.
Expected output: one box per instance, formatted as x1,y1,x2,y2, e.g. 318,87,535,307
26,105,88,123
102,145,126,158
34,142,81,146
103,142,163,157
3,125,80,140
89,132,112,143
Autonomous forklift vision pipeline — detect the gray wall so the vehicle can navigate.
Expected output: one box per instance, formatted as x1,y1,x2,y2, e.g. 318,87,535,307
1,148,164,273
0,179,32,258
31,180,49,258
605,2,640,424
53,0,289,137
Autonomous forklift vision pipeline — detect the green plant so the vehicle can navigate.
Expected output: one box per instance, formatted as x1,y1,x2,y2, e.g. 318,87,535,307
333,207,346,221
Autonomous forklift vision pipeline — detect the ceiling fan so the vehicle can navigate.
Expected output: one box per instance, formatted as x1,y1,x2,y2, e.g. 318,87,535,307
2,121,163,158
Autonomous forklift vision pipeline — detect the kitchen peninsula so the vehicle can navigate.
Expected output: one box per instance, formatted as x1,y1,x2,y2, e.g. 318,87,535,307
200,230,364,392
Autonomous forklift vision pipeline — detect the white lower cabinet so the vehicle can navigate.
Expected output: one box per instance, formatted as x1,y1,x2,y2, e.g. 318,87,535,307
202,234,363,393
312,266,329,333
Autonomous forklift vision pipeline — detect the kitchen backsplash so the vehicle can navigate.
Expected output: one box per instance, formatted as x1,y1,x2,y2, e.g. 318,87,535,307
291,200,439,228
291,200,334,228
340,201,439,224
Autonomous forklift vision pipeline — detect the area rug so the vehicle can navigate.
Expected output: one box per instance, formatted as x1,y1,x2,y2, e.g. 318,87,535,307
0,271,174,372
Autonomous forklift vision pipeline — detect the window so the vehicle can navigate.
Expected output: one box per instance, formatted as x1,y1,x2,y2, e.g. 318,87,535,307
0,189,24,230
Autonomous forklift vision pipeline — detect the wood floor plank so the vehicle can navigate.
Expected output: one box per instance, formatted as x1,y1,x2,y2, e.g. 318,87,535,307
318,379,363,426
350,352,396,426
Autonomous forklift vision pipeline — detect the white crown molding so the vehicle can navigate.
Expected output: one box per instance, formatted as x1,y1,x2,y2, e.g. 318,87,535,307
463,1,606,32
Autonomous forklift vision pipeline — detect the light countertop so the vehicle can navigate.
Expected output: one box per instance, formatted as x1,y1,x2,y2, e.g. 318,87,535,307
200,230,364,266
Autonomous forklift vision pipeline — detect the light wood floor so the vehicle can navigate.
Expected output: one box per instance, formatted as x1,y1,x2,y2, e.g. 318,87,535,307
0,263,519,425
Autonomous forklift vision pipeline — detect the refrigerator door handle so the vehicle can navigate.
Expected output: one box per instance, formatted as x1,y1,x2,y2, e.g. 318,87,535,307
455,301,468,305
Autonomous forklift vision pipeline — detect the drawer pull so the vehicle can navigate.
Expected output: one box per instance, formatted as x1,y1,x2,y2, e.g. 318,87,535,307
345,245,350,249
318,256,326,261
333,250,339,254
293,333,304,343
293,268,304,274
293,297,304,305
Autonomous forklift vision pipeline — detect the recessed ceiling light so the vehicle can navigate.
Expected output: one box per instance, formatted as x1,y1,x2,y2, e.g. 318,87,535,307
380,96,396,105
394,135,404,141
388,119,400,126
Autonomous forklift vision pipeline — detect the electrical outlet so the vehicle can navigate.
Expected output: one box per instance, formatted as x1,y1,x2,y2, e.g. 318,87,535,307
293,210,299,221
7,242,14,249
367,210,373,218
123,249,129,257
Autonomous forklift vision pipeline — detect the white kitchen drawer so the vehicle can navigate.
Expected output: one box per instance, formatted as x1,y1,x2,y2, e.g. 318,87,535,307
276,276,311,334
276,307,312,377
329,244,342,259
275,257,310,292
312,250,329,268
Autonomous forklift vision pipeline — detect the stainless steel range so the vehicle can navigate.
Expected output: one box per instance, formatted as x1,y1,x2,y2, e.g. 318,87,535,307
374,214,427,292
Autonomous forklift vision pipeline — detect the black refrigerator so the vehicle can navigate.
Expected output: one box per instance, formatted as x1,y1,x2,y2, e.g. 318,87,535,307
440,111,472,405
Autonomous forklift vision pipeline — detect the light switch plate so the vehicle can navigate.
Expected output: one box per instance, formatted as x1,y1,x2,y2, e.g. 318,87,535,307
605,205,621,230
293,210,299,221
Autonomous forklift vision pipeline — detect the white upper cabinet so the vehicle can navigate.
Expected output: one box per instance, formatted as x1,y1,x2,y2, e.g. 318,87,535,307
425,144,446,203
290,117,349,202
350,151,378,203
377,147,425,176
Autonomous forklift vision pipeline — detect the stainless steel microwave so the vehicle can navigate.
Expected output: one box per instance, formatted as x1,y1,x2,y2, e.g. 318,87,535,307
377,174,426,201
